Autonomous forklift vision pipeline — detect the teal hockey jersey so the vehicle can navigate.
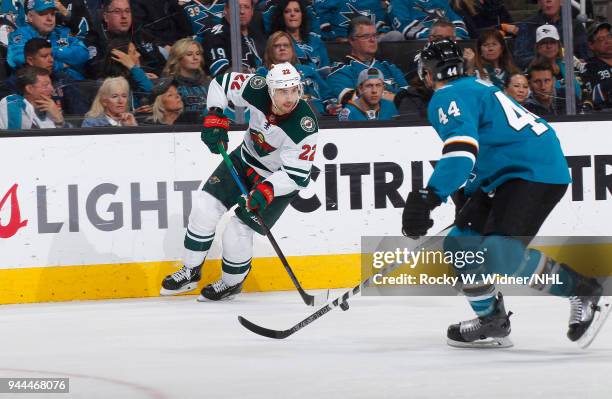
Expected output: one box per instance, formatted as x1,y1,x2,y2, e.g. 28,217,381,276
426,76,571,199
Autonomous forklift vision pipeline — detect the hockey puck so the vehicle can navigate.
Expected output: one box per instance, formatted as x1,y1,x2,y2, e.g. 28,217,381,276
340,301,349,311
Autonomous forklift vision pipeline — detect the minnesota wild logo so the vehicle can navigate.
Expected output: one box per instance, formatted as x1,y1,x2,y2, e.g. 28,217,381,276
249,129,276,156
300,116,316,133
250,76,266,89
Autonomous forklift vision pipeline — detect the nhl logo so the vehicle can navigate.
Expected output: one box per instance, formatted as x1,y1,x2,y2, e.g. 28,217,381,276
300,116,316,133
250,76,266,89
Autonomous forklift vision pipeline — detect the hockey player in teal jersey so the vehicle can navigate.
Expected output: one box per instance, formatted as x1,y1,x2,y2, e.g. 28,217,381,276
402,39,611,349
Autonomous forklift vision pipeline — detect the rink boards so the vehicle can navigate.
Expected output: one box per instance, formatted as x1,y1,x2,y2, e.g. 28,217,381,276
0,121,611,304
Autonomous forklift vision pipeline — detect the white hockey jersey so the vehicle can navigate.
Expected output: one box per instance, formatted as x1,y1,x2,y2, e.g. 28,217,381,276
207,72,319,197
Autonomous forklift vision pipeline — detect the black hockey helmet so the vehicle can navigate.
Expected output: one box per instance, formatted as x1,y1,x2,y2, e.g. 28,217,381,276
417,39,464,82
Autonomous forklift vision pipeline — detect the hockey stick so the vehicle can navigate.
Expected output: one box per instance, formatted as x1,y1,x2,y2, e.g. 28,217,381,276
238,228,453,339
218,143,329,307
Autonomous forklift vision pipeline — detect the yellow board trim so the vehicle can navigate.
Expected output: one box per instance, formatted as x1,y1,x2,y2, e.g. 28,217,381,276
0,254,361,305
1,243,611,305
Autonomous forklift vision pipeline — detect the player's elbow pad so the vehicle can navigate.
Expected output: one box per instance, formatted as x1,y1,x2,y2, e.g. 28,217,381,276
428,157,475,201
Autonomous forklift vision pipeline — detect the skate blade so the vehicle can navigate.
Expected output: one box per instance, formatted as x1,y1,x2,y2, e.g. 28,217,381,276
160,282,199,296
196,294,238,302
447,336,514,349
577,296,612,349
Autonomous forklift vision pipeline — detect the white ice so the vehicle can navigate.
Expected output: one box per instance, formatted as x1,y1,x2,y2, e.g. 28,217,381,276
0,291,611,399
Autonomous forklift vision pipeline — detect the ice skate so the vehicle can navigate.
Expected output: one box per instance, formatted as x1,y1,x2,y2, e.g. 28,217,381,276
197,278,245,301
160,265,202,296
447,293,513,348
567,290,611,349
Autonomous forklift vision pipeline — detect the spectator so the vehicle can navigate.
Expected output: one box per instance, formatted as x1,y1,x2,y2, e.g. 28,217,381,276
582,21,612,109
504,72,529,105
178,0,225,37
0,0,25,28
101,37,154,110
524,59,564,116
428,19,476,68
162,37,209,119
389,0,469,41
130,0,192,47
81,75,137,126
200,0,265,77
142,77,185,125
338,68,398,121
0,65,66,129
533,24,582,100
257,31,337,115
84,0,167,78
7,0,89,79
313,0,389,42
472,28,519,88
428,19,457,42
327,16,408,106
55,0,95,39
0,37,88,116
513,0,589,69
270,0,330,74
450,0,516,39
262,0,321,37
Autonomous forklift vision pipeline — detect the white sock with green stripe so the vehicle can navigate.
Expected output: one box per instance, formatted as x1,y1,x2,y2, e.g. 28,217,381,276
182,190,227,268
221,215,254,286
182,228,215,268
222,257,252,286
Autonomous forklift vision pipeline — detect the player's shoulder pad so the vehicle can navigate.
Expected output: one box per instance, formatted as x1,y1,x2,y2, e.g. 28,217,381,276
279,100,319,144
241,74,270,113
430,78,480,108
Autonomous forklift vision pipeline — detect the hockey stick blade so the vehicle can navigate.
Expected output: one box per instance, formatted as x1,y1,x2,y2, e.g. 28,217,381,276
238,302,335,339
237,230,452,339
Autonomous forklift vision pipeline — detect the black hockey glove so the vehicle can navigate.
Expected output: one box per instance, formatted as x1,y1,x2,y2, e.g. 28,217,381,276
402,188,441,238
451,187,468,219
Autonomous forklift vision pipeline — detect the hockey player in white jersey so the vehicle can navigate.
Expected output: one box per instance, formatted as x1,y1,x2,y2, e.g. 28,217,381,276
160,62,318,301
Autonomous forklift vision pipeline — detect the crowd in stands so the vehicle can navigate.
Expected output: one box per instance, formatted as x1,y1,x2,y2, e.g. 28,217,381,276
0,0,611,130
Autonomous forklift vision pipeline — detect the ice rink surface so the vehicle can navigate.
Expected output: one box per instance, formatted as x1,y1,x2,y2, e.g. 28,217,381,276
1,291,611,399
